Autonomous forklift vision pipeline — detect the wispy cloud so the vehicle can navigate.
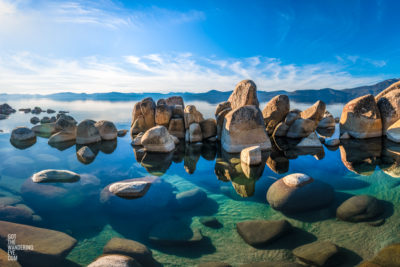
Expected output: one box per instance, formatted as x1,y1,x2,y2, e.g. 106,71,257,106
0,52,385,94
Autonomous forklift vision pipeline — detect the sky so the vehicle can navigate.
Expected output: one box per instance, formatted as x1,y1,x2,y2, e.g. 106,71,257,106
0,0,399,94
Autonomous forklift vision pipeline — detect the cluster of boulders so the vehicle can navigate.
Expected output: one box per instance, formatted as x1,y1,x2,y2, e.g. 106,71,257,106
130,96,217,152
339,81,400,142
0,103,16,119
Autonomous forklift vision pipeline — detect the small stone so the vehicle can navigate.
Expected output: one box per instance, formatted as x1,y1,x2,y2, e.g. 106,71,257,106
118,129,128,137
30,116,40,124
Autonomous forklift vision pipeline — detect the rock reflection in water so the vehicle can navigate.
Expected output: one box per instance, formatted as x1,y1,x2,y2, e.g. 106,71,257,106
340,138,381,176
316,126,335,138
141,151,174,176
184,143,202,174
380,139,400,178
49,139,75,151
267,149,289,174
76,140,117,164
214,149,267,197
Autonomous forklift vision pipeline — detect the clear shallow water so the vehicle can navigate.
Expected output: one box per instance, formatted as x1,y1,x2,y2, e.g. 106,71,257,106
0,99,400,266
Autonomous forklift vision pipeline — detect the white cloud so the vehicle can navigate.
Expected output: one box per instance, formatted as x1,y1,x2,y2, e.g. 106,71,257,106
0,52,386,94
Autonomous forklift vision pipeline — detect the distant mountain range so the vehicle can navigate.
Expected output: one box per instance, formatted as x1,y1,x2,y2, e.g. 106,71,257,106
1,78,399,104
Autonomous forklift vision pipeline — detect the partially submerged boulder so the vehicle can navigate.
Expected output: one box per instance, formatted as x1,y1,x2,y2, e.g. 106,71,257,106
340,94,382,138
32,169,80,183
141,126,176,153
240,146,262,165
32,123,57,136
95,120,118,140
375,81,400,134
10,127,36,149
77,146,96,164
221,105,271,153
108,180,152,199
76,119,101,144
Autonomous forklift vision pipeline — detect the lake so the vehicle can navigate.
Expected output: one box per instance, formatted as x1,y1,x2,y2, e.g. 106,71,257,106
0,98,399,266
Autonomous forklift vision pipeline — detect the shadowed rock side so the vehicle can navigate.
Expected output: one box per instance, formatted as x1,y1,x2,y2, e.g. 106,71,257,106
262,95,290,135
375,80,400,134
340,94,382,139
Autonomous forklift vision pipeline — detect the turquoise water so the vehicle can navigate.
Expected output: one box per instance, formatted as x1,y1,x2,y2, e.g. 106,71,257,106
1,99,399,266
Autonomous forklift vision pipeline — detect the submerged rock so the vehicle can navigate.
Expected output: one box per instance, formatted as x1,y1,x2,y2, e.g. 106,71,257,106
198,262,231,267
228,80,259,110
267,173,334,213
199,216,222,229
340,94,382,138
262,95,290,134
221,105,271,153
236,219,292,247
0,220,77,267
0,247,21,267
32,169,80,183
336,195,383,222
148,218,203,246
88,254,142,267
293,241,339,266
76,119,102,144
103,237,156,267
175,188,207,209
360,243,400,267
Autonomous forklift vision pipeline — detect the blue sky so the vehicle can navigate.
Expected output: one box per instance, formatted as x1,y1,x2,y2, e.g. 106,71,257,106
0,0,399,93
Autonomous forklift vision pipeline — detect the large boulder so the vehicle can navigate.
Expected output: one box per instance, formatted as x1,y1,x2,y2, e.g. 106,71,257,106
131,98,156,135
336,195,383,222
168,118,185,138
54,114,77,133
266,173,334,213
76,119,101,144
375,81,400,134
155,104,172,126
300,100,326,124
293,241,339,266
221,105,271,153
10,127,36,149
228,80,259,110
262,95,290,134
286,118,317,138
95,120,118,140
236,220,292,247
103,237,156,267
340,94,382,138
141,126,175,153
200,118,217,139
88,254,142,267
387,119,400,142
184,105,204,129
32,169,80,183
0,221,77,267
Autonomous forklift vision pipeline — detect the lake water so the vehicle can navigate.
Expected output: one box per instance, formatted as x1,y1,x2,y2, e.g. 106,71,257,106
1,98,399,266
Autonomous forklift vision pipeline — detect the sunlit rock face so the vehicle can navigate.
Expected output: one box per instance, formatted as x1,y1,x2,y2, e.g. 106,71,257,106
380,139,400,178
340,94,382,139
376,81,400,134
228,80,259,110
221,105,271,153
141,125,176,153
339,138,382,176
262,95,290,135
